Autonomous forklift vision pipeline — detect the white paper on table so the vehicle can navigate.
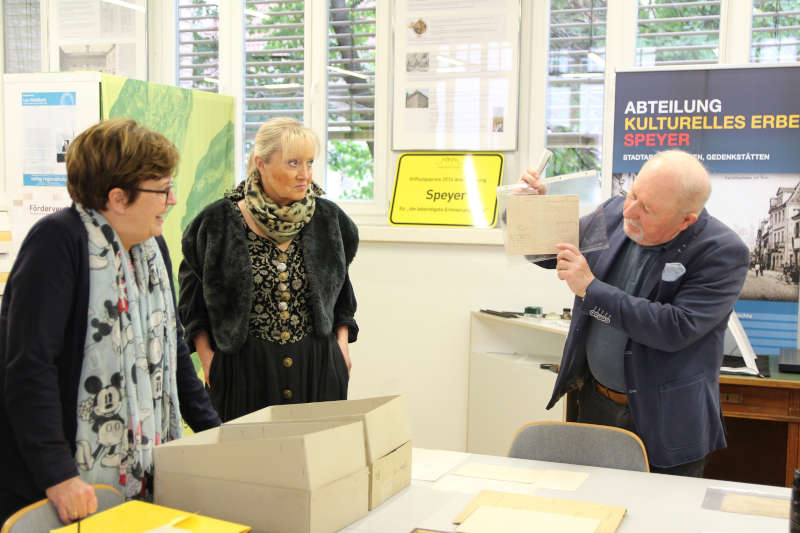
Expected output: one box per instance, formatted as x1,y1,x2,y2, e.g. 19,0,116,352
412,447,470,481
455,505,600,533
535,470,589,491
453,463,542,484
432,474,537,495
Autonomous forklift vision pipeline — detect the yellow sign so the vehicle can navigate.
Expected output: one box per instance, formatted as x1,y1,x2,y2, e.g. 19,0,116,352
389,152,504,227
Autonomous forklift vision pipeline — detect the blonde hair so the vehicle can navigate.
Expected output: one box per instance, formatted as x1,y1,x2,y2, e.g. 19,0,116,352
246,117,319,178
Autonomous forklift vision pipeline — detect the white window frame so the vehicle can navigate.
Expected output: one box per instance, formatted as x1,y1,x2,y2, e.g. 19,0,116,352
165,1,387,219
152,0,759,236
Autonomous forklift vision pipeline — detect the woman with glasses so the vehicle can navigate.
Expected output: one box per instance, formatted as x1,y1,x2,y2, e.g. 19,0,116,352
0,119,221,526
179,117,358,422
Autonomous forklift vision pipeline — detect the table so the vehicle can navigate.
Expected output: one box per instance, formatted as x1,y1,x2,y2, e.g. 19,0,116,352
711,358,800,487
341,448,791,532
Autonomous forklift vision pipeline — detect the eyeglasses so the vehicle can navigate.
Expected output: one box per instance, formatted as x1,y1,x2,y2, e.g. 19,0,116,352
131,186,173,206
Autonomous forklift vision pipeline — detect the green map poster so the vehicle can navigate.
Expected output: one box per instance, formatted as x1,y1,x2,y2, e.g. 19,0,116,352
100,74,235,268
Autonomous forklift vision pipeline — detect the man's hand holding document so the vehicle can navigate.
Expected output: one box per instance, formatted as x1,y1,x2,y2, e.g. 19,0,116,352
504,193,579,255
497,152,607,268
498,150,580,256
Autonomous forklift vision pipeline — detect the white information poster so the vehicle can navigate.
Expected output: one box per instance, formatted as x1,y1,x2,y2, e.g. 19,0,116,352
48,0,147,80
21,91,77,187
3,73,102,259
392,0,521,150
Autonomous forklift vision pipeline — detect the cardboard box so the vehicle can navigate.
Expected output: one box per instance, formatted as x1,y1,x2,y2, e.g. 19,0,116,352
154,419,369,533
229,395,412,509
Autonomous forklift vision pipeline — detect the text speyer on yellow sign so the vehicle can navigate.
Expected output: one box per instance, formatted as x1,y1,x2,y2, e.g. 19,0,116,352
389,152,504,227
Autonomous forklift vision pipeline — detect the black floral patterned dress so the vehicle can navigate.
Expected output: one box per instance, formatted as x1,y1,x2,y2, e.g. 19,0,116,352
203,200,349,421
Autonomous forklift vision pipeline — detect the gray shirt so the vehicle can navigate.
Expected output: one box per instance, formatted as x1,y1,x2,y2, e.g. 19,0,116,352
585,238,662,392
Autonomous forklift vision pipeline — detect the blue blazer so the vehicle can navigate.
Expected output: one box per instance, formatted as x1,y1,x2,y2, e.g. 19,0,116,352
545,195,749,467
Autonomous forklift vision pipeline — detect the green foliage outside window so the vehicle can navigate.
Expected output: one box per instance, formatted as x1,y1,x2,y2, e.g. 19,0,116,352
547,1,606,176
178,0,219,93
328,140,374,200
636,1,721,65
326,0,376,201
549,147,600,178
750,0,800,62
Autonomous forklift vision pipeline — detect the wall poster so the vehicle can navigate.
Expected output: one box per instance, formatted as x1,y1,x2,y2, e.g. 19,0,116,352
392,0,521,150
610,65,800,356
48,0,147,80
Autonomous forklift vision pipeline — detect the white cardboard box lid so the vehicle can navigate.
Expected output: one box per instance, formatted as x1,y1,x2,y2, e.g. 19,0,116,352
228,395,412,463
154,419,365,489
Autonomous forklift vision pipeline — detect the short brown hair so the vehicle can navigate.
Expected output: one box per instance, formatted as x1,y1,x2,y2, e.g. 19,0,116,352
66,119,179,210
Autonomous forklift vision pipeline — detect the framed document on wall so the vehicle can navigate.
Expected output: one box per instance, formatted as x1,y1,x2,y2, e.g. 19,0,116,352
392,0,521,151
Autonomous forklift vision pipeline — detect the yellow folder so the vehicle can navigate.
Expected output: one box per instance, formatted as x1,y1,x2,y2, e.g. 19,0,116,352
50,500,250,533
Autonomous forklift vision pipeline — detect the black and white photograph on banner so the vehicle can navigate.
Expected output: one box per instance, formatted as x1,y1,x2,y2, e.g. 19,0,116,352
706,174,800,303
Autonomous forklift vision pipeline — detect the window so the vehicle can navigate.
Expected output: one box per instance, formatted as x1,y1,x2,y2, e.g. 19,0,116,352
243,0,305,147
326,1,376,201
177,1,220,92
751,0,800,63
3,0,41,73
546,0,606,175
241,1,376,202
636,0,721,66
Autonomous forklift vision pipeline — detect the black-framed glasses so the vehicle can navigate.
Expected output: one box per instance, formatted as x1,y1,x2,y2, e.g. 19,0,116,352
131,186,173,206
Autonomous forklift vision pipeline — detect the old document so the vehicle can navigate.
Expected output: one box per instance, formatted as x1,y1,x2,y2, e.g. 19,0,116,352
456,506,600,533
505,194,579,255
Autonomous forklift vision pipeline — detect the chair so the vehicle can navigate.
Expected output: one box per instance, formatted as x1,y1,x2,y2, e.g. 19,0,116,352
508,421,650,472
1,484,123,533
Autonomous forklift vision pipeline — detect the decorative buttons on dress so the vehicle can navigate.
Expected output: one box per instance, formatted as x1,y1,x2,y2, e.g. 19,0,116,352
278,253,288,263
278,301,288,311
281,331,291,341
280,311,290,320
276,262,287,272
278,272,289,281
278,282,288,292
280,292,291,301
283,357,293,368
283,389,292,399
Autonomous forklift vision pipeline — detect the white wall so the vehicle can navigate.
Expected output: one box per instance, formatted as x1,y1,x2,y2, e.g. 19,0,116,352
346,239,573,451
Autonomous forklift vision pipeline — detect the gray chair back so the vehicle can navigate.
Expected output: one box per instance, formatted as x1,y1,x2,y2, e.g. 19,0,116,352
508,421,650,472
1,484,123,533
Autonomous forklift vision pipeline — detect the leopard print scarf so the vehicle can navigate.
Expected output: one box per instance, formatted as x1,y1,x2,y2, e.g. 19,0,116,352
232,171,323,244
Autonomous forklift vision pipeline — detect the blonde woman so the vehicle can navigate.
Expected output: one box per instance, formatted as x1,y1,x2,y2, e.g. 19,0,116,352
179,117,358,422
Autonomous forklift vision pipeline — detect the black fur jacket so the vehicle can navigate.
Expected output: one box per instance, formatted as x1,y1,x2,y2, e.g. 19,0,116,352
178,196,358,354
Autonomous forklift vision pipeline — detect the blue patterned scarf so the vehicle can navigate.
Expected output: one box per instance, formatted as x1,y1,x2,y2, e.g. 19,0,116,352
73,205,182,499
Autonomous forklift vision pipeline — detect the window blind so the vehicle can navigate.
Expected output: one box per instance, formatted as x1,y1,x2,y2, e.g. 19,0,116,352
751,0,800,63
177,0,220,92
636,0,721,66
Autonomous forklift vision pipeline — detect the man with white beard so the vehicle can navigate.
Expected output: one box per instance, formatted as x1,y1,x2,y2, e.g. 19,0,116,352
520,150,749,476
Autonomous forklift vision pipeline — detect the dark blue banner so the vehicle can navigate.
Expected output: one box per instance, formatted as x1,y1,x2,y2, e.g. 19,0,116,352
612,66,800,174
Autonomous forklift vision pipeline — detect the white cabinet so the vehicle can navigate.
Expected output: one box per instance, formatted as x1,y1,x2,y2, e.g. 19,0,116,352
467,311,569,455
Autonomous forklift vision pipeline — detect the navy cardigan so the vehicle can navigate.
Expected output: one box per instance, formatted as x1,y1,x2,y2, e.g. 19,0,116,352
0,206,220,520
